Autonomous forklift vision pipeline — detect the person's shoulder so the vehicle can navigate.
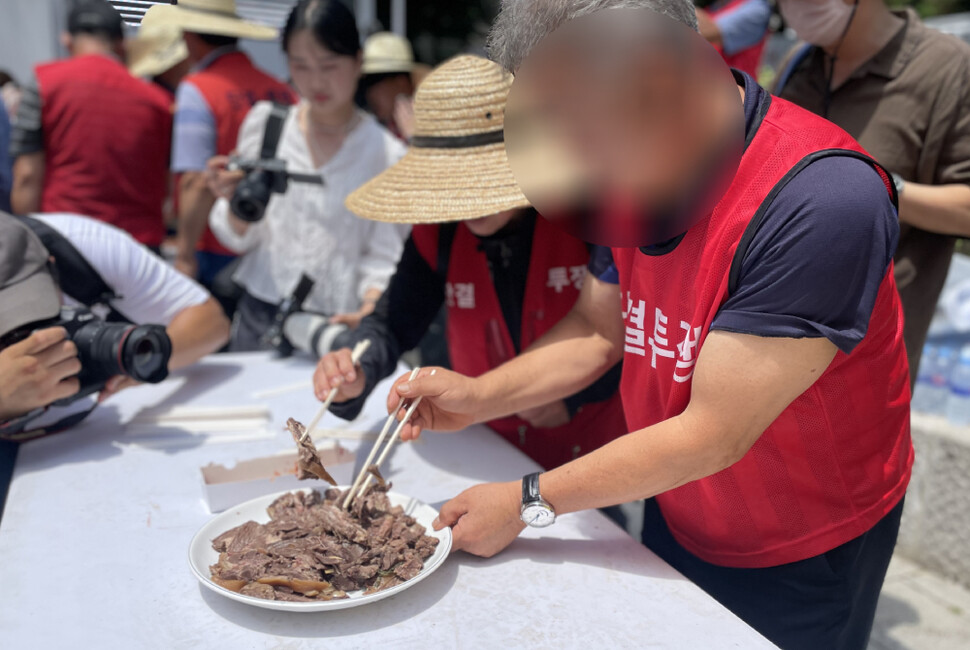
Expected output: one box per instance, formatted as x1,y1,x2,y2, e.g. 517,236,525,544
34,212,137,244
908,15,970,76
766,155,896,247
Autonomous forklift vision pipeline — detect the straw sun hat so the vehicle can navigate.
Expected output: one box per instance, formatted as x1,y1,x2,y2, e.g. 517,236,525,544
346,54,531,224
362,32,415,75
128,5,189,78
148,0,278,41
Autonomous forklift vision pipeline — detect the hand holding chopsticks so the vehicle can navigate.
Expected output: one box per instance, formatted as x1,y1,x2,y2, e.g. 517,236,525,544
301,339,371,442
342,367,436,509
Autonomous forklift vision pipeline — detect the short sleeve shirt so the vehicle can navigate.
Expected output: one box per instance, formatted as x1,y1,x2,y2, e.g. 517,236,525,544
589,72,898,355
35,213,210,324
776,8,970,371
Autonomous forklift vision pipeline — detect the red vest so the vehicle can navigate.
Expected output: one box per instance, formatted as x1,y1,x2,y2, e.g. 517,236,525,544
613,95,912,568
182,51,294,254
414,218,628,469
35,55,172,246
710,0,768,77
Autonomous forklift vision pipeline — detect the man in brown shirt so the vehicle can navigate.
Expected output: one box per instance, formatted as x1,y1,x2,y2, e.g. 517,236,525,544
775,0,970,382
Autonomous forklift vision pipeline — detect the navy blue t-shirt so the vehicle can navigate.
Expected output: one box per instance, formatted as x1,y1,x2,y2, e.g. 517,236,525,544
589,72,898,354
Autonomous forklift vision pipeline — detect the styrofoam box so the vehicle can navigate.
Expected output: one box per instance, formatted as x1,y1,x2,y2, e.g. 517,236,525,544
200,442,355,512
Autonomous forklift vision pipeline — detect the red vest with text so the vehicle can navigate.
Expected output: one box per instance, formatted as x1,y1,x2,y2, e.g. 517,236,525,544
36,55,172,246
710,0,768,77
183,51,294,254
414,218,628,469
612,95,912,568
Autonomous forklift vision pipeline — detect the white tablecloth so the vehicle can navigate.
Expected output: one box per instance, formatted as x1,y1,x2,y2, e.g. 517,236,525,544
0,353,773,649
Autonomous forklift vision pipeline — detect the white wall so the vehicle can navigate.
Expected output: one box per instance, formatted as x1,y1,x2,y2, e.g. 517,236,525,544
0,0,63,85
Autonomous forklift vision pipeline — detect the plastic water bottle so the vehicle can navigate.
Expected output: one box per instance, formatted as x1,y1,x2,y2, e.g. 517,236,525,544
946,346,970,426
911,344,937,414
926,346,958,415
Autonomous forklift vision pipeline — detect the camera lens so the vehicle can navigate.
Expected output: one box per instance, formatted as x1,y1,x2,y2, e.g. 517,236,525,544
230,170,274,222
120,325,172,384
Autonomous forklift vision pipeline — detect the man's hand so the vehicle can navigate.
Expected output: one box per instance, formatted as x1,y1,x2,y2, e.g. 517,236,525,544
393,95,416,141
314,348,367,403
388,367,483,440
0,328,81,420
433,481,526,557
517,399,571,429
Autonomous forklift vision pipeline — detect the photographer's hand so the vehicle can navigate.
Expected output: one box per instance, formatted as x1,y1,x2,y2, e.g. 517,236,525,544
0,328,81,420
205,155,245,200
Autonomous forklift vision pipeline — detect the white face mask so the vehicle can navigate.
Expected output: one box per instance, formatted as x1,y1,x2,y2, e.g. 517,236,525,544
779,0,857,48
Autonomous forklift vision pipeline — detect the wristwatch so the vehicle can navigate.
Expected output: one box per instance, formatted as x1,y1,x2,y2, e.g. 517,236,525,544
520,472,556,528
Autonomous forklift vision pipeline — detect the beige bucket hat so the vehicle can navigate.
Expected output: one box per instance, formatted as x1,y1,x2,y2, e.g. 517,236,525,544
346,54,530,224
128,5,189,78
362,32,415,75
149,0,278,41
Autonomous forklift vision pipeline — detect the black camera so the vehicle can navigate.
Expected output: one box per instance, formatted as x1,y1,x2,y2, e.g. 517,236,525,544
229,157,324,223
52,307,172,405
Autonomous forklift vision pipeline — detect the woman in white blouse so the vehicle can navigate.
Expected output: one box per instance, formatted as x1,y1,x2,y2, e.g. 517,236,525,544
207,0,407,351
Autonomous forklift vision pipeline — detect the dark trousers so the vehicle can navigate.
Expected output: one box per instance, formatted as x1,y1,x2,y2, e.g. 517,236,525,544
641,497,904,650
229,291,278,352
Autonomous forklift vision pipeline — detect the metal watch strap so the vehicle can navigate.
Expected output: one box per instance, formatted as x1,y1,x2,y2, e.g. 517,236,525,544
522,472,542,504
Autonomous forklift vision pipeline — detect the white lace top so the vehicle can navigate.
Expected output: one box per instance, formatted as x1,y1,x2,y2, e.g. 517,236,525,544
209,101,408,314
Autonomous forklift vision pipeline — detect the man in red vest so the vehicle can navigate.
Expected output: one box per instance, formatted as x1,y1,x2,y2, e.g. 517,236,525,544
8,0,172,250
161,0,293,289
385,4,912,649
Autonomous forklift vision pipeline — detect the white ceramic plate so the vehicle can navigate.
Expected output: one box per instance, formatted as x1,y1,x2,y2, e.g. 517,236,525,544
189,488,452,612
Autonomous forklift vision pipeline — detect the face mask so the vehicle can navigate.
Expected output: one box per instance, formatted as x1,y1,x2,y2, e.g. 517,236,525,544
779,0,856,48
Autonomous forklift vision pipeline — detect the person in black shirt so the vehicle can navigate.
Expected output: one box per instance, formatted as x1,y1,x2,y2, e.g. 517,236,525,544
312,55,625,470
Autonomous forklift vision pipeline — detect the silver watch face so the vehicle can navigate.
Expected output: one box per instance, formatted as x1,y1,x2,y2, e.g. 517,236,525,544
521,502,556,528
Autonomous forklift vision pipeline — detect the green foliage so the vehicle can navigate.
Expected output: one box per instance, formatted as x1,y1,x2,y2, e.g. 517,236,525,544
891,0,970,17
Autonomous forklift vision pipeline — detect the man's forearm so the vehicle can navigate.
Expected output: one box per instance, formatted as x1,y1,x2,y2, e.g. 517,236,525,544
11,153,44,214
898,182,970,237
540,410,737,515
177,172,216,255
473,306,621,423
166,298,230,369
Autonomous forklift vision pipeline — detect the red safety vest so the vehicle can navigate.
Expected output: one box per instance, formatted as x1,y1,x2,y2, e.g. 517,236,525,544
182,51,294,254
709,0,768,77
413,217,628,469
612,95,912,568
35,55,172,247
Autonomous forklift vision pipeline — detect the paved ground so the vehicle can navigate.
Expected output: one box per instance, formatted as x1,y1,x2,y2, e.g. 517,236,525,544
870,555,970,650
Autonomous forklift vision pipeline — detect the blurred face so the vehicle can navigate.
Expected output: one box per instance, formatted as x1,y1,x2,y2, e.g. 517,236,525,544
464,209,520,237
364,75,414,126
287,29,361,115
777,0,857,48
505,9,744,247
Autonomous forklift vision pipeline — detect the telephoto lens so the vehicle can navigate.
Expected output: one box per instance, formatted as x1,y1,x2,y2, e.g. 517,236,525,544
55,308,173,402
230,169,274,222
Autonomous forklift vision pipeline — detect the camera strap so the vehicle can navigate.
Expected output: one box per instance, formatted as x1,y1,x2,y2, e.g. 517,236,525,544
18,216,128,322
0,401,98,442
260,103,291,160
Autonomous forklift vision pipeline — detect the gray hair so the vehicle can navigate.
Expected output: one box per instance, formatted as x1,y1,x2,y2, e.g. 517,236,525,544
487,0,699,71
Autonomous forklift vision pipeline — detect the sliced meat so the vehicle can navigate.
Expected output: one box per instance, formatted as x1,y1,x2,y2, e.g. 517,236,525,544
287,418,337,484
240,582,276,600
210,486,439,599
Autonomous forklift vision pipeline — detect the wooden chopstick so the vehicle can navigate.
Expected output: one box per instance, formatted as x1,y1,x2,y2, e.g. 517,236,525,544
342,368,434,509
301,339,372,442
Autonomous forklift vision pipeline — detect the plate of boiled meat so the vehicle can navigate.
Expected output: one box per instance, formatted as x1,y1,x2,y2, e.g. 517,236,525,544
189,485,452,611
